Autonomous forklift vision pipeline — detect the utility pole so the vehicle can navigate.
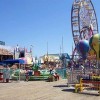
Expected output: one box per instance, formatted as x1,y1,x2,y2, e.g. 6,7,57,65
47,42,49,68
60,45,61,56
62,36,64,54
30,45,33,57
30,45,34,64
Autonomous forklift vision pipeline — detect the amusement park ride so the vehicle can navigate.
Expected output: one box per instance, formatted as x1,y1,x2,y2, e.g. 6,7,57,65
71,0,99,65
69,1,100,95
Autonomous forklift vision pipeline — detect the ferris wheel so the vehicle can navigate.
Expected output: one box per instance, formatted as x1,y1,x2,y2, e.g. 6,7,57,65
71,0,99,59
71,0,98,45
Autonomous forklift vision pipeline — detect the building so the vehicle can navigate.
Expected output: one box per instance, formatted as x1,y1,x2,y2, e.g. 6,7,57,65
0,42,34,65
14,45,34,64
40,53,70,68
0,42,14,62
40,54,60,64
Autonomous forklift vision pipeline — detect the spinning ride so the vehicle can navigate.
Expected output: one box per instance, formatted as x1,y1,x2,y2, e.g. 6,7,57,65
71,0,99,60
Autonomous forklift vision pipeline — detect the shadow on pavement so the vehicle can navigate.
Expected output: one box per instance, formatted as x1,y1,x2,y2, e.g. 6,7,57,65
78,92,99,96
62,88,75,92
53,85,68,87
53,85,99,96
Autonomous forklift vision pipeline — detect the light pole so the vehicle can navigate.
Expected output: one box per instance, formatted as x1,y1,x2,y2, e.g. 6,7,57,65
30,45,34,64
47,42,49,68
30,45,34,57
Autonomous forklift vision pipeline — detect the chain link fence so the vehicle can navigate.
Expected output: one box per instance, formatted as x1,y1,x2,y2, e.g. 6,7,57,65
67,68,100,84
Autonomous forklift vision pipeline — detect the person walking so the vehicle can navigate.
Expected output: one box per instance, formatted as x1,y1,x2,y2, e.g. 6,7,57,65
25,69,29,82
6,65,10,82
3,65,10,83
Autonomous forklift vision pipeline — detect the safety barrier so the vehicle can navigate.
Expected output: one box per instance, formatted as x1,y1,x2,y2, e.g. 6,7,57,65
67,69,100,84
56,68,67,79
67,69,84,84
75,77,100,95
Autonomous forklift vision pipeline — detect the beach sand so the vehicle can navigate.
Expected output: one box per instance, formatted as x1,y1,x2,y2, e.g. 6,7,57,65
0,79,100,100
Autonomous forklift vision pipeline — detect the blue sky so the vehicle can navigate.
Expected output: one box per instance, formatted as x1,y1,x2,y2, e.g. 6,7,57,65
0,0,100,57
